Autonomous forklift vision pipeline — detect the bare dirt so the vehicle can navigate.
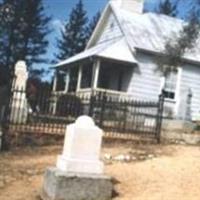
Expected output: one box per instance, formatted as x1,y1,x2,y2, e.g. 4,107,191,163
1,142,200,200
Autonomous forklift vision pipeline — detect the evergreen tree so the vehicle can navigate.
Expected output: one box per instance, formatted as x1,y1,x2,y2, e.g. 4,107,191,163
55,0,88,61
86,11,101,42
156,0,179,17
0,0,50,77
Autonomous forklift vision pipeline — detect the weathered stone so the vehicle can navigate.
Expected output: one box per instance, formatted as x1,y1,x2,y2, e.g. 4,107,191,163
41,167,113,200
124,155,131,162
131,156,137,161
104,153,112,160
26,169,36,176
148,154,154,159
139,155,146,160
114,154,125,162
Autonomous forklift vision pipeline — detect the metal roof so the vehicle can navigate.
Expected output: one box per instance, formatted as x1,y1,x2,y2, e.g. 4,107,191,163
112,3,200,63
55,38,138,68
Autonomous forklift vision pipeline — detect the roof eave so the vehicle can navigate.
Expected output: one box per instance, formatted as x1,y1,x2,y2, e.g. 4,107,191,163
136,47,200,67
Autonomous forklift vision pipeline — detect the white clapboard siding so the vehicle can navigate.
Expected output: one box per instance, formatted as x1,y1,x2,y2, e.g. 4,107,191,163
95,13,123,45
180,64,200,120
127,52,161,101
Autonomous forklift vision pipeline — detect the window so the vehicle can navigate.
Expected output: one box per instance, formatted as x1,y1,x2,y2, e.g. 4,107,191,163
163,70,178,100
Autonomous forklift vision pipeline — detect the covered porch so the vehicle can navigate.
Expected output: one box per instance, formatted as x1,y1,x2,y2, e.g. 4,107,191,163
53,39,137,98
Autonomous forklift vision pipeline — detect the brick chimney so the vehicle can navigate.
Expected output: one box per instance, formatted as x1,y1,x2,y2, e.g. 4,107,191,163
111,0,144,14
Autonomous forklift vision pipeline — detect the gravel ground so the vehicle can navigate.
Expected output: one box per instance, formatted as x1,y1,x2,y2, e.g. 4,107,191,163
0,143,200,200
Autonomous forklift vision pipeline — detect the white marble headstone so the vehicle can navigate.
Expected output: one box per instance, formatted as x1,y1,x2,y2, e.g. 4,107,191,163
57,116,104,174
10,61,28,123
14,61,28,89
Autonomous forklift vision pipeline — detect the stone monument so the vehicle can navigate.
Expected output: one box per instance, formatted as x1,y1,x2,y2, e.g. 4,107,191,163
10,61,28,124
41,116,113,200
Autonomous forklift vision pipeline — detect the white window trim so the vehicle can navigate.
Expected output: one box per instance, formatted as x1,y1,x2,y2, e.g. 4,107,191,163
159,67,182,103
174,67,182,116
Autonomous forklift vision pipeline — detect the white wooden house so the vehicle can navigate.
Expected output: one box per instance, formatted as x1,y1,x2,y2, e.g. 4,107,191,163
53,0,200,121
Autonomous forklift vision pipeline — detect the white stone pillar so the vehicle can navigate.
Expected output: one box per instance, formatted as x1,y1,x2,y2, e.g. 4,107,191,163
57,116,104,174
76,65,82,92
92,60,100,89
10,61,28,124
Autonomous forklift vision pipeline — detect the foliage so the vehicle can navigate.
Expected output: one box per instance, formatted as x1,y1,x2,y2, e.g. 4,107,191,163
156,0,180,17
0,0,50,79
86,11,101,42
55,0,88,61
54,2,101,62
156,5,200,75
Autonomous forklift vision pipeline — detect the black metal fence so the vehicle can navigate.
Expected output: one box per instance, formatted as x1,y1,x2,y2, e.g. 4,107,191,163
4,87,164,142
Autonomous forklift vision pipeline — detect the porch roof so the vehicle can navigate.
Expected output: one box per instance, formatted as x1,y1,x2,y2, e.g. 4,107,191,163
54,39,138,68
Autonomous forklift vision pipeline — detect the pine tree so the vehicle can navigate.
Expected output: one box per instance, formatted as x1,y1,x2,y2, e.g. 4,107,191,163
0,0,50,77
55,0,88,61
86,11,101,43
156,0,179,17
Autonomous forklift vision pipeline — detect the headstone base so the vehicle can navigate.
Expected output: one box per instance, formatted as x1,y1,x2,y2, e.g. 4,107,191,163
41,167,113,200
57,155,104,174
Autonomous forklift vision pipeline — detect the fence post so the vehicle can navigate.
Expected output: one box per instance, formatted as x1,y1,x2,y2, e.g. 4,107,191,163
0,82,13,151
156,91,165,143
89,90,95,117
99,92,107,128
123,100,128,133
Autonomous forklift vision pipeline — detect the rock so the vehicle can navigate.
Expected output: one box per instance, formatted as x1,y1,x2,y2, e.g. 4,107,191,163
41,167,113,200
26,169,36,176
131,156,137,161
148,154,155,159
139,155,146,160
124,155,131,162
179,141,186,145
114,154,125,162
104,153,112,160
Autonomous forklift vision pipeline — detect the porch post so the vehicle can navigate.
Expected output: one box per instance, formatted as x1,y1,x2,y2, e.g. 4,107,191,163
92,59,100,89
64,69,70,93
53,70,58,92
76,65,82,92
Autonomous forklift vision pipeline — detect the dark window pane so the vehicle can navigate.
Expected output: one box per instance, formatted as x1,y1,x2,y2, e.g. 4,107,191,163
56,72,66,91
81,63,93,88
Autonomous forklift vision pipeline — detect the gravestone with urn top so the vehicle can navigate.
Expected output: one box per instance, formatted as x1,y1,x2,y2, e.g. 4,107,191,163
41,116,113,200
